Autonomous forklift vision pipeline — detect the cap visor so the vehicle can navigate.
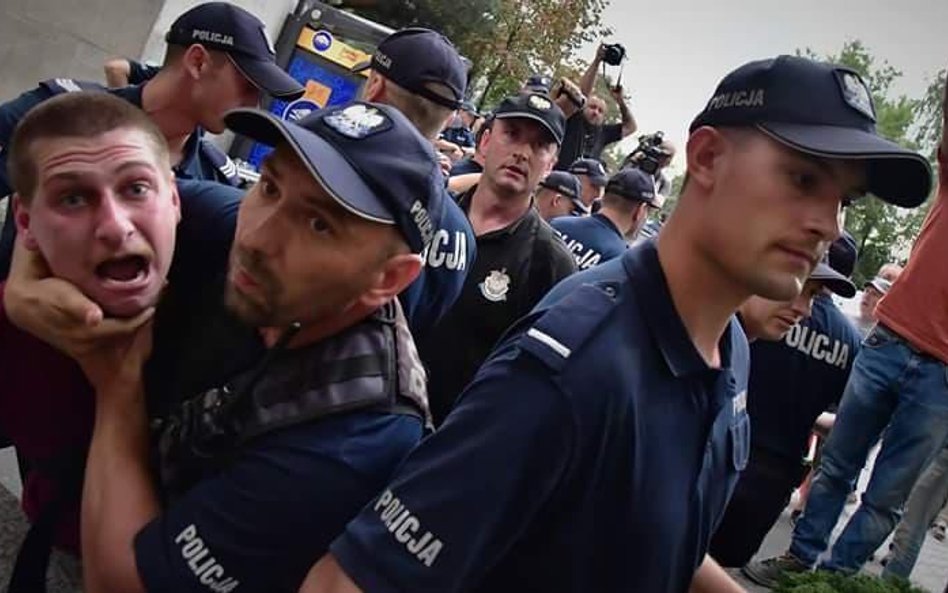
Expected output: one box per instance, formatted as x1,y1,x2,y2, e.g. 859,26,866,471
810,262,856,298
230,54,305,100
351,58,372,73
224,108,394,224
494,112,562,145
758,122,932,208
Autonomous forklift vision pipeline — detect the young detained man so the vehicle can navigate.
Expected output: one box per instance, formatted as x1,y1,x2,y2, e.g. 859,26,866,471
13,101,444,593
0,92,182,590
299,56,930,593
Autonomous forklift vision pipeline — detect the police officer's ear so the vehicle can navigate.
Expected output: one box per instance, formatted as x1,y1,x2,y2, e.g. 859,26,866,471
684,126,729,194
361,71,386,102
12,194,40,251
181,44,214,81
358,249,424,310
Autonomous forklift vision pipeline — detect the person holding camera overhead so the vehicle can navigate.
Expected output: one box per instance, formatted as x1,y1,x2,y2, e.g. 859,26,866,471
555,42,638,170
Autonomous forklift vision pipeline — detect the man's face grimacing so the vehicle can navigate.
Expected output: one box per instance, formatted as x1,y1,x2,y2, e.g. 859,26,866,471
690,127,866,302
584,96,606,126
482,118,558,197
14,129,180,318
226,144,411,329
740,279,823,341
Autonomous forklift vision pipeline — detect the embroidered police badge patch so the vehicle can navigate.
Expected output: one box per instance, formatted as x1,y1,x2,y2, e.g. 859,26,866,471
324,104,390,139
528,94,553,111
836,70,875,121
479,269,511,302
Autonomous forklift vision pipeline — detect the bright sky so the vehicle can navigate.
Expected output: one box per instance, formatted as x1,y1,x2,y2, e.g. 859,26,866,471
587,0,948,174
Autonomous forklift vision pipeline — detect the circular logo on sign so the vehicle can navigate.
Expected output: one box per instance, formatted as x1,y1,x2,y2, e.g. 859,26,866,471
283,99,320,122
313,30,333,52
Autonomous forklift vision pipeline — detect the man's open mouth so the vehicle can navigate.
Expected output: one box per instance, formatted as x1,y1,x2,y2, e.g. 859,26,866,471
95,255,150,285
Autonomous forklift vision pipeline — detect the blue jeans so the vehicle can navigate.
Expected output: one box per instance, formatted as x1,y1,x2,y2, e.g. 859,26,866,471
789,324,948,572
882,444,948,579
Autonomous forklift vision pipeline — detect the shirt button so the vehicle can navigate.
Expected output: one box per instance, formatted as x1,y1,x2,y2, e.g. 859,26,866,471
603,286,617,297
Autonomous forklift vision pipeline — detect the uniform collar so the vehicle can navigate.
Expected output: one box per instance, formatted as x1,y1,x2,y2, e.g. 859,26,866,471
457,185,536,239
622,241,738,377
592,212,624,239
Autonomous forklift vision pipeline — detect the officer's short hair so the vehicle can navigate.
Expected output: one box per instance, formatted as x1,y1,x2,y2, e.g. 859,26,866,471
601,191,647,215
381,77,456,140
9,92,170,202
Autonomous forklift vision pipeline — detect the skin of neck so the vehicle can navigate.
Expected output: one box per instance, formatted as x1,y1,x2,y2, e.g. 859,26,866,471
656,207,751,368
140,71,199,158
257,302,378,349
598,204,634,236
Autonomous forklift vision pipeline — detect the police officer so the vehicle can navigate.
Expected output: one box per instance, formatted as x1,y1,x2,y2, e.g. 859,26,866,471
711,236,862,569
0,1,305,278
299,55,930,593
59,102,443,593
352,27,476,337
568,157,609,209
551,168,658,269
535,170,584,221
417,91,576,425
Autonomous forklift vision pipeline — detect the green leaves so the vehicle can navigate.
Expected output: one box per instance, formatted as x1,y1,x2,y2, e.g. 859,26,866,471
776,570,927,593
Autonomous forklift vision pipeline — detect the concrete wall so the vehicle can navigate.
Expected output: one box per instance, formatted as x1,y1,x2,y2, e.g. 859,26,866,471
0,0,163,103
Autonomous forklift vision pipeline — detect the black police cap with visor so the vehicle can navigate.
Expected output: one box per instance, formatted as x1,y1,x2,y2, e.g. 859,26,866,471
225,102,445,255
689,55,932,208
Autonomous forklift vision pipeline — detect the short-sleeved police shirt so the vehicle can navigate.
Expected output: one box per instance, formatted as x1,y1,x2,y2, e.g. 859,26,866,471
555,113,623,170
747,294,861,464
418,187,576,424
398,196,476,339
331,241,751,593
551,212,628,270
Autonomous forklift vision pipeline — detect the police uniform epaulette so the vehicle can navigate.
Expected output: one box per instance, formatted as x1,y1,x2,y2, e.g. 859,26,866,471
39,78,106,95
198,139,241,187
519,280,621,373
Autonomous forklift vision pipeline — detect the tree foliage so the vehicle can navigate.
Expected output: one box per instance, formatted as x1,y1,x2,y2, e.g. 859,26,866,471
353,0,612,110
799,41,944,286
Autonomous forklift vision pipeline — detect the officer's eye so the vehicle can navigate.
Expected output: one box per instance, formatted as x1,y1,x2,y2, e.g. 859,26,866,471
309,216,330,234
259,177,279,199
788,168,820,193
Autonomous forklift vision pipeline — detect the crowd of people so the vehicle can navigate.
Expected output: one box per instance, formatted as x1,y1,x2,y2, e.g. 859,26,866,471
0,3,945,593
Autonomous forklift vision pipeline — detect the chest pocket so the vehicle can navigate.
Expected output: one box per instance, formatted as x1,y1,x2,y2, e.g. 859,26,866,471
729,413,750,471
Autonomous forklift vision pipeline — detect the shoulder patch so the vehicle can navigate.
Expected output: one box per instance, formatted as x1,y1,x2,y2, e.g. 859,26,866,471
39,78,106,95
520,281,620,372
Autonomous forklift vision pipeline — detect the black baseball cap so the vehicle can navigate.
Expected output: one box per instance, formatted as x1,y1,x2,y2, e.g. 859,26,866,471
689,55,932,208
810,262,856,298
353,28,466,110
165,2,304,99
493,93,566,145
605,169,661,208
569,158,608,186
524,74,553,93
539,171,584,211
225,102,444,254
828,231,858,278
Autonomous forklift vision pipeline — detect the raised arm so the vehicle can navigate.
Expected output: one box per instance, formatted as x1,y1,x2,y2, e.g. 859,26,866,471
610,85,638,138
579,43,607,96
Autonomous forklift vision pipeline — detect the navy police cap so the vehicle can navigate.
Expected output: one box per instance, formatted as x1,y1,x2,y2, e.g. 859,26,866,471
605,168,660,208
493,92,566,145
225,102,444,254
165,2,304,99
539,171,584,210
569,158,609,187
353,28,467,110
689,55,931,208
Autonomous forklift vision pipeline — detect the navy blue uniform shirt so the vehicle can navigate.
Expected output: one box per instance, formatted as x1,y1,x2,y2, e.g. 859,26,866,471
747,293,860,464
551,212,628,269
398,195,476,339
0,80,239,279
330,241,751,593
135,412,423,593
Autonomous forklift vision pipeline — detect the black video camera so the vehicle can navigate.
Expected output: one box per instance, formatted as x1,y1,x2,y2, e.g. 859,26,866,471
602,43,626,66
623,131,670,176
